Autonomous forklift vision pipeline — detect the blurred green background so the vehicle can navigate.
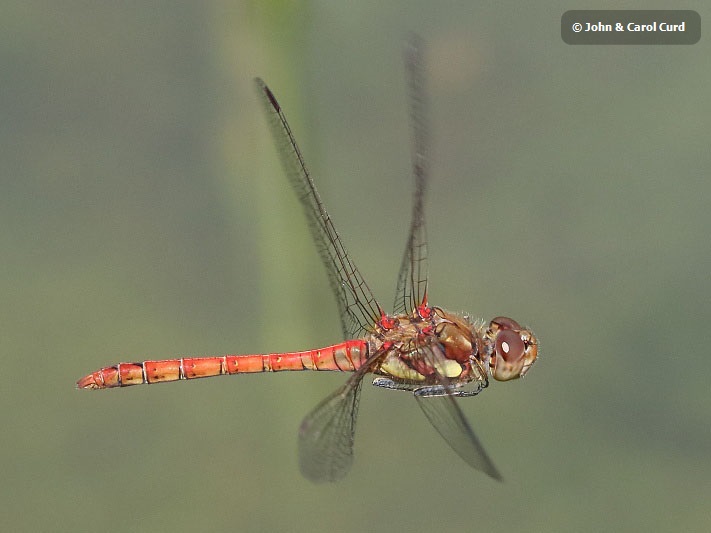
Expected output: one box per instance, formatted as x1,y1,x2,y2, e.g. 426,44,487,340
3,1,710,531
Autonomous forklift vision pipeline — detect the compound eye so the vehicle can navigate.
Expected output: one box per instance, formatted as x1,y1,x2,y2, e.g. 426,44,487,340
496,329,525,364
491,316,521,331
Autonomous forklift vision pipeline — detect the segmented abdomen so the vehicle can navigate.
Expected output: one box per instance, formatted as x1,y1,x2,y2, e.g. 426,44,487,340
76,339,369,389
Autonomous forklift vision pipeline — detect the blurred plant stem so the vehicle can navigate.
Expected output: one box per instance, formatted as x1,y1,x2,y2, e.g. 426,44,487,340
214,1,317,350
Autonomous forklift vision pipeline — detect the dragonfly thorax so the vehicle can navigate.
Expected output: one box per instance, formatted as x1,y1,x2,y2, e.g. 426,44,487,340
368,307,487,390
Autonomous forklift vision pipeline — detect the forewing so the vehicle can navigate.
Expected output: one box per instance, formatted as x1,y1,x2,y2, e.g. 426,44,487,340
394,35,430,315
415,392,502,480
412,341,501,480
255,79,382,339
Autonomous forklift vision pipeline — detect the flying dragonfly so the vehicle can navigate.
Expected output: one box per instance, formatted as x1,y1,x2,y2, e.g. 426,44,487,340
77,38,538,482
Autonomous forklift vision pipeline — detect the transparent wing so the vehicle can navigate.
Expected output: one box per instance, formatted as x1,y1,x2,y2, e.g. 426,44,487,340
298,346,389,483
412,341,501,480
256,79,383,339
394,35,429,315
298,367,367,483
415,391,502,481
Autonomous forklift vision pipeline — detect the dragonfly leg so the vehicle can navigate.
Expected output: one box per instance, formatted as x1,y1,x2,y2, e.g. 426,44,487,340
371,376,417,392
414,384,485,398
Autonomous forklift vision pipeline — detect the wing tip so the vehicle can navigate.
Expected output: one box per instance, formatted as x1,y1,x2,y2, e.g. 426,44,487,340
254,77,280,112
487,463,504,482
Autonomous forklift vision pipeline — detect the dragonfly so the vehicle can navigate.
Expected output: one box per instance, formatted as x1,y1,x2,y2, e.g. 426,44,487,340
77,38,538,482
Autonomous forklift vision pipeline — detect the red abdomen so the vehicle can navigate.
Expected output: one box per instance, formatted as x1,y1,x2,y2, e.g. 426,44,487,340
76,339,369,389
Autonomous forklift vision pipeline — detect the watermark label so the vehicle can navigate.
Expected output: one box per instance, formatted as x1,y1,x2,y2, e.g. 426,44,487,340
562,10,700,44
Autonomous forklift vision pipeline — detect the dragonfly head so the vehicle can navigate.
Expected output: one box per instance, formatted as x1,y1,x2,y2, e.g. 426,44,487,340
485,316,538,381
